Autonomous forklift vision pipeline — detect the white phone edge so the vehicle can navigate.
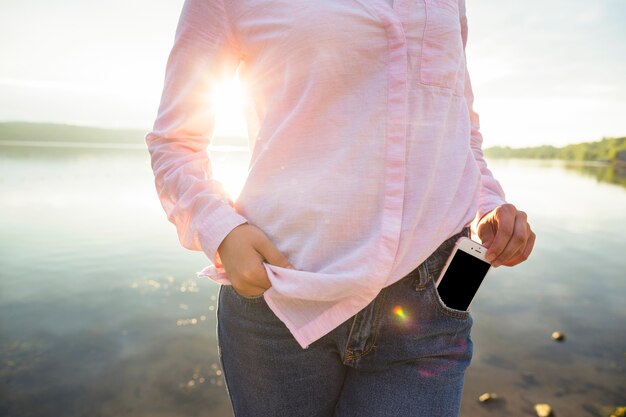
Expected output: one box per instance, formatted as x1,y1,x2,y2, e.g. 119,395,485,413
435,236,491,287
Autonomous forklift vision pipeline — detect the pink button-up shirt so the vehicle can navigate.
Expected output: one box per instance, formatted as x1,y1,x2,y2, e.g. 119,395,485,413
146,0,506,348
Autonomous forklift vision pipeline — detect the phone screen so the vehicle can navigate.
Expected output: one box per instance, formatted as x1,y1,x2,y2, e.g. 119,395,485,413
437,250,491,311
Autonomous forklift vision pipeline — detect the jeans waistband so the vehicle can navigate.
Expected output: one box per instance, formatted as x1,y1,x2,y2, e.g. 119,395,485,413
435,226,471,256
404,226,471,286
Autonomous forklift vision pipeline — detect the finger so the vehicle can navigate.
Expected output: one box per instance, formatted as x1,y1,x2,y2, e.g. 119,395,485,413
236,272,269,291
232,269,268,293
485,204,516,262
232,280,268,298
476,220,496,249
493,212,529,266
255,236,295,269
522,228,536,260
503,227,536,267
222,241,268,283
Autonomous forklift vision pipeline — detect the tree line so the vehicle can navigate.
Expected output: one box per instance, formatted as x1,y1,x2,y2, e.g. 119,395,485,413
485,137,626,164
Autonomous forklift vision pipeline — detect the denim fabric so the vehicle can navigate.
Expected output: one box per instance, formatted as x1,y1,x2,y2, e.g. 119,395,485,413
216,227,473,417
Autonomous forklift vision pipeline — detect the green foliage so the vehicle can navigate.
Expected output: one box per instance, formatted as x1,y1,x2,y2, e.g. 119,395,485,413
485,137,626,164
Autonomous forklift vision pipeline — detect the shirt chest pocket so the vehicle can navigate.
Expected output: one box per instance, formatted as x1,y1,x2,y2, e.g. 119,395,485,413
419,0,465,96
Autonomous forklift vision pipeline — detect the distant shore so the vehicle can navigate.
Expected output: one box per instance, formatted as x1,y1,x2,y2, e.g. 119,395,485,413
0,121,248,148
485,136,626,166
2,121,625,165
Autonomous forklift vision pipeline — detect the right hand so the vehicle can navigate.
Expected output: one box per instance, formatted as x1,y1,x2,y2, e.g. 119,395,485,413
216,223,294,297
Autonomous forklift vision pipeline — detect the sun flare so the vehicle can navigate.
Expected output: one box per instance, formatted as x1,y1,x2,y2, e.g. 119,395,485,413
209,74,249,139
207,73,251,200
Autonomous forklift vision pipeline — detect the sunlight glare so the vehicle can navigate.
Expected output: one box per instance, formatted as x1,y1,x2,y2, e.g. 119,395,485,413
207,72,251,200
209,73,249,138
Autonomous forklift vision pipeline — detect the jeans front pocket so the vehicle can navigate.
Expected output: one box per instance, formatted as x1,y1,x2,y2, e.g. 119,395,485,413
227,284,267,304
417,257,470,321
422,228,472,320
429,277,471,320
419,0,465,96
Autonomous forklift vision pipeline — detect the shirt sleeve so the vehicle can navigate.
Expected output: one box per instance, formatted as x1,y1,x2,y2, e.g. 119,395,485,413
145,0,248,267
459,0,507,229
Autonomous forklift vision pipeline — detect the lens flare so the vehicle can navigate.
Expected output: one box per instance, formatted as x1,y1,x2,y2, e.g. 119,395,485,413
416,337,470,378
392,305,407,321
418,370,436,378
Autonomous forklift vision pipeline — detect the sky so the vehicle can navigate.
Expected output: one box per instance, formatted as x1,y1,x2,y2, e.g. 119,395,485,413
1,0,625,147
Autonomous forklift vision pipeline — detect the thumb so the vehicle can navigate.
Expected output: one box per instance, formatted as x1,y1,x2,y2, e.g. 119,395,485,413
476,216,496,249
479,231,495,249
255,238,295,269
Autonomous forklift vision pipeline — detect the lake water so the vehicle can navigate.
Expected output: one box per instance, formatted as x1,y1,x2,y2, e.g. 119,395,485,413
1,144,625,416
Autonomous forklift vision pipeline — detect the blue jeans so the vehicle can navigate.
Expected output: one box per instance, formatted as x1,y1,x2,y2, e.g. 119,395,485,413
217,227,473,417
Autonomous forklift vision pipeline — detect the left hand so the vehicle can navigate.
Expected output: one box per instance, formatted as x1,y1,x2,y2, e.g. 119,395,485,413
476,203,536,267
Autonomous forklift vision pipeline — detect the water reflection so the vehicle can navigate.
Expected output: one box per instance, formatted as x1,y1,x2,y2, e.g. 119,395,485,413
0,273,231,416
563,161,626,189
1,149,625,417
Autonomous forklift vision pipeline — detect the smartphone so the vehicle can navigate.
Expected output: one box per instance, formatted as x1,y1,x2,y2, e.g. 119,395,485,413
435,237,492,311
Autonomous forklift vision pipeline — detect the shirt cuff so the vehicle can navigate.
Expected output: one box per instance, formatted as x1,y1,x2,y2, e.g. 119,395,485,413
198,204,248,268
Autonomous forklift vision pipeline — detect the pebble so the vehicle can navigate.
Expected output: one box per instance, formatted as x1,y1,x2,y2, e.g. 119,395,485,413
611,406,626,417
534,403,553,417
521,371,538,386
478,392,498,403
551,331,566,342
